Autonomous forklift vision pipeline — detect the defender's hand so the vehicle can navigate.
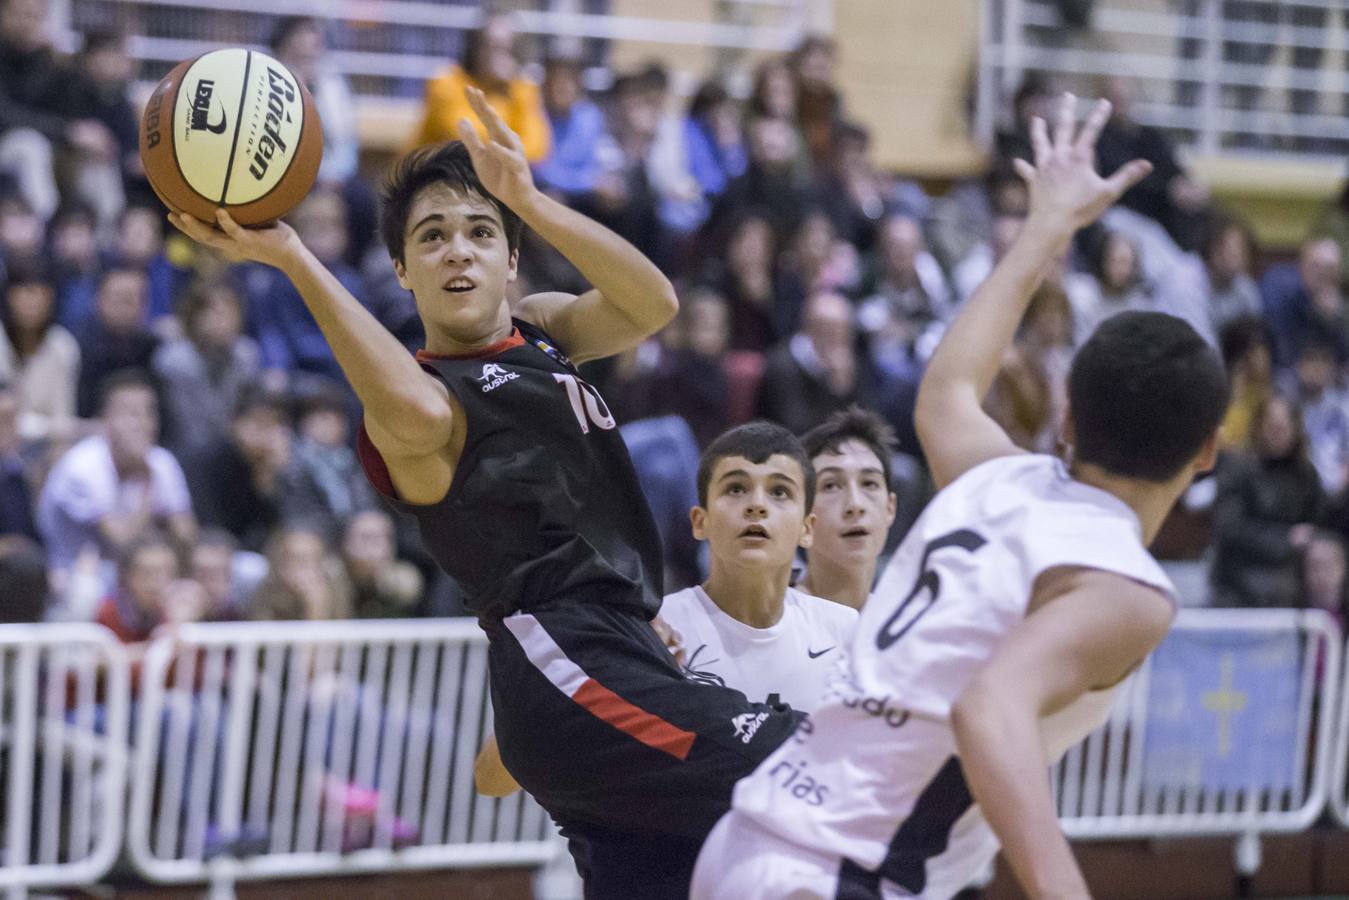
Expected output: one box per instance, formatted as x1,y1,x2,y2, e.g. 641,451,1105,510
169,209,304,270
458,86,537,211
1017,94,1153,238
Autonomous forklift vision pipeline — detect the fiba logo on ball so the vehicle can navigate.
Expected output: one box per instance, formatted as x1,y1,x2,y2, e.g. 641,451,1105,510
139,48,322,226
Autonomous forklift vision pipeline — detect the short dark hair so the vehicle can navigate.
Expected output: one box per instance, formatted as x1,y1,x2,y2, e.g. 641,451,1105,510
378,141,524,265
696,421,816,511
1069,312,1229,482
0,536,48,624
116,532,178,584
688,80,730,120
801,406,898,490
1218,314,1274,370
232,381,291,422
81,29,125,57
1199,214,1257,266
194,527,238,556
97,368,157,415
269,15,320,53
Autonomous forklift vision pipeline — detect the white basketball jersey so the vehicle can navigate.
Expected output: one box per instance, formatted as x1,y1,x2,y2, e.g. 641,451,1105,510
728,454,1174,899
660,585,858,712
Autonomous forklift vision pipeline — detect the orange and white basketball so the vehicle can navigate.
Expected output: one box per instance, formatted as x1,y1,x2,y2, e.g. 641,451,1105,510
139,48,323,226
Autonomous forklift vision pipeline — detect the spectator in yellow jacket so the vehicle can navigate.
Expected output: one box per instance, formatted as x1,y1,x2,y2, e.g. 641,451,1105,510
412,13,550,163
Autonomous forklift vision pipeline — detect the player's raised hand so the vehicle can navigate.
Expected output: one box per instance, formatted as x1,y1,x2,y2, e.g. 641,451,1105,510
168,209,302,270
458,86,536,210
1016,93,1153,236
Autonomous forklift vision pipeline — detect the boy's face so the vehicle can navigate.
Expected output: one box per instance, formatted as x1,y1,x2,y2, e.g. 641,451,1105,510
125,545,177,617
103,385,157,459
96,270,147,333
395,184,517,341
691,454,814,573
1296,351,1336,394
809,439,896,574
191,544,232,608
292,192,347,264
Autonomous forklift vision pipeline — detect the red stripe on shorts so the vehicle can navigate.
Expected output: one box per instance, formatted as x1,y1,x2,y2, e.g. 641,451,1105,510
572,677,697,760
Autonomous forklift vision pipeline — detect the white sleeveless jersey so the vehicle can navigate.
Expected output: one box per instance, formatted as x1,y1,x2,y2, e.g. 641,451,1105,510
728,454,1174,899
660,585,858,712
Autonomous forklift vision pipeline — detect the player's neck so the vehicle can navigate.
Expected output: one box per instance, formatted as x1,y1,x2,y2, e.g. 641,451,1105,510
799,557,870,611
423,317,515,357
702,565,791,629
1069,461,1184,546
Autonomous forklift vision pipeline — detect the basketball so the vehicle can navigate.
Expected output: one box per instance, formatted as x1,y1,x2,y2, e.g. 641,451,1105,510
139,48,323,226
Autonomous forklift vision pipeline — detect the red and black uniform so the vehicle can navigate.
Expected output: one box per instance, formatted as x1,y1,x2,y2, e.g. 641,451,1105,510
358,318,801,896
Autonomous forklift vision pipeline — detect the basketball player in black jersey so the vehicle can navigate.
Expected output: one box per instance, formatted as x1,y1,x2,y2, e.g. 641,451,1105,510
169,87,801,897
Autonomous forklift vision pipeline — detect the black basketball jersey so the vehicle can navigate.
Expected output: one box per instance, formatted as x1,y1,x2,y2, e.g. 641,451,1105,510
358,318,665,621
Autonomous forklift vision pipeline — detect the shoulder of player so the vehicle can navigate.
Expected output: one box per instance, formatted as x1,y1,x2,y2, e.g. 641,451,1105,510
937,451,1049,502
658,588,719,645
657,587,704,624
1030,566,1175,623
514,291,576,335
786,587,859,631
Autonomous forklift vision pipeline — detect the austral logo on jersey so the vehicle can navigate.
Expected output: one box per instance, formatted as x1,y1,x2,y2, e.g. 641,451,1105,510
731,710,769,745
189,80,228,134
477,362,519,393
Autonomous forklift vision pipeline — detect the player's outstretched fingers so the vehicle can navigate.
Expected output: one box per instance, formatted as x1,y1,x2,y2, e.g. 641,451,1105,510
1104,159,1154,199
1075,98,1113,157
1012,157,1036,185
465,87,525,154
1029,115,1052,168
457,116,487,154
1053,92,1076,153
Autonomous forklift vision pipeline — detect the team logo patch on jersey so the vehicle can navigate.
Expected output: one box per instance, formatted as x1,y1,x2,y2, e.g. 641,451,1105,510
477,362,520,393
731,710,770,744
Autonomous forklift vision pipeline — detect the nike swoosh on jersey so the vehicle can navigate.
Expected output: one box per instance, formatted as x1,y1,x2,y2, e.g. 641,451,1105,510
807,646,834,659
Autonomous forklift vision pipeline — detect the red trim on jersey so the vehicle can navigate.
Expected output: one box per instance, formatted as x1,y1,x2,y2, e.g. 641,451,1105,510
572,678,697,760
356,423,399,500
416,328,525,362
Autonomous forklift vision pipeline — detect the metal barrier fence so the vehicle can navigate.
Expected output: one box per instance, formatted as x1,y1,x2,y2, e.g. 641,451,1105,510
0,624,130,900
1324,626,1349,831
2,609,1347,895
977,0,1349,158
126,619,557,894
1055,609,1341,848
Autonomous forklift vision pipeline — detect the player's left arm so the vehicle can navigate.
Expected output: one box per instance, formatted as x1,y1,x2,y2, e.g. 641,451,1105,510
950,567,1173,900
915,95,1152,490
458,87,678,365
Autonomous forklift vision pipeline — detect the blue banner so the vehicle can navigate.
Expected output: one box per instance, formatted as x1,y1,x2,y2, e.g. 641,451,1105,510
1141,628,1302,793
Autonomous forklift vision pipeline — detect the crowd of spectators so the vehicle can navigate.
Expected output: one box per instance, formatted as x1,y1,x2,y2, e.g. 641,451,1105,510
2,1,1349,647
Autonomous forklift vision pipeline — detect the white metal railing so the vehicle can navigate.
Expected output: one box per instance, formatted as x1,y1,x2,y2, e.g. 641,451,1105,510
1323,628,1349,831
3,607,1347,894
126,619,557,895
59,0,817,101
0,624,130,900
978,0,1349,159
1054,608,1340,848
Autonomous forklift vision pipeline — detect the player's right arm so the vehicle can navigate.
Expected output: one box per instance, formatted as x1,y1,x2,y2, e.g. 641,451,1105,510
914,95,1152,490
950,567,1173,899
170,210,455,502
